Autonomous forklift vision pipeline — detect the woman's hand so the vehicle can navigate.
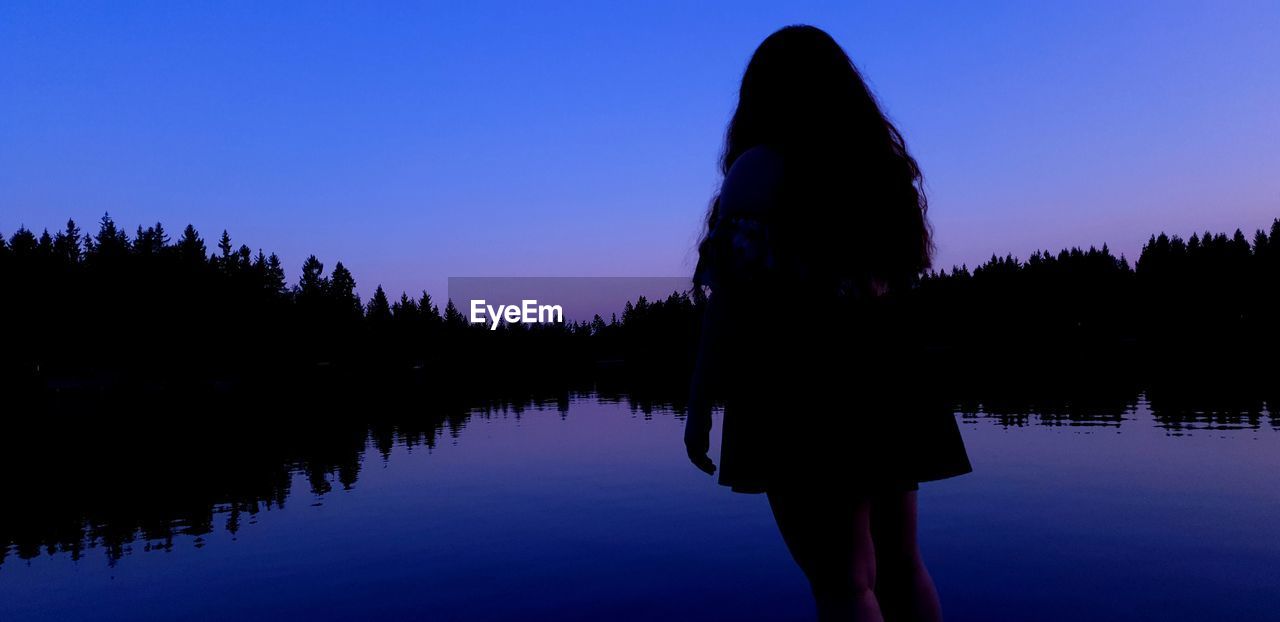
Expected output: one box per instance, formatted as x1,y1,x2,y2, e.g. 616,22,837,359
684,409,716,475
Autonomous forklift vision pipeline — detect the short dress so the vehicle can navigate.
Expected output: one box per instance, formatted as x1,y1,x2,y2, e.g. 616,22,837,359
692,212,972,494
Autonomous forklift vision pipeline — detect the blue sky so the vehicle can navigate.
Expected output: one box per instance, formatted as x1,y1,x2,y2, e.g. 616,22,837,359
3,1,1277,300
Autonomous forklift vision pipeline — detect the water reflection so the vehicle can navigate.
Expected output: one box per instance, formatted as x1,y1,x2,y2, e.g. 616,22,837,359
0,384,664,569
955,383,1277,432
1,384,1274,572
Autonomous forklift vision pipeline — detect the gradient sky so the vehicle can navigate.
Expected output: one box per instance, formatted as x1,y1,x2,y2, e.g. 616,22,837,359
3,1,1277,300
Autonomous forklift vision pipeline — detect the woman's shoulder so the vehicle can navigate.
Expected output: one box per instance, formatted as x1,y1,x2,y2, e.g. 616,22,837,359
719,145,784,218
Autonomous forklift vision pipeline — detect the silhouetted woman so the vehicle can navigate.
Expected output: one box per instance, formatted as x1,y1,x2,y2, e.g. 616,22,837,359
686,25,971,622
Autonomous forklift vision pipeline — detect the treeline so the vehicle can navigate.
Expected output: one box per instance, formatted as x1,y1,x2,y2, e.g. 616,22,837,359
2,214,1277,393
0,214,698,392
905,221,1280,374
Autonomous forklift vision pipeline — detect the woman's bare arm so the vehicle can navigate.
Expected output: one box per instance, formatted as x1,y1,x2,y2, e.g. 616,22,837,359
685,288,725,475
684,145,782,475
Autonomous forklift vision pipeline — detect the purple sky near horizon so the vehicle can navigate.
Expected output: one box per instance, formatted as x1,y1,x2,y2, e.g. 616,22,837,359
3,1,1278,301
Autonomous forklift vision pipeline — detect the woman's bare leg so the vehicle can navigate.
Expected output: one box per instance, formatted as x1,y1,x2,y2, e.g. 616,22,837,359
870,490,942,622
768,487,883,622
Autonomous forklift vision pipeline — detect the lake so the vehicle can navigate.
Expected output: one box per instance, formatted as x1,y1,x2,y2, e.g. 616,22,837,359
2,391,1277,621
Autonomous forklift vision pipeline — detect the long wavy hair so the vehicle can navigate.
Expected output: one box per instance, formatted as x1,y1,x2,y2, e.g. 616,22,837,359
698,25,932,291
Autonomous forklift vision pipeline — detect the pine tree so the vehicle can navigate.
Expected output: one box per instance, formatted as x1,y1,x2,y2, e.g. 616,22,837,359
328,262,361,317
392,292,418,320
366,285,392,322
217,230,234,273
418,291,441,324
91,213,129,258
443,299,465,327
36,229,54,260
237,245,252,272
9,227,37,257
153,222,169,248
177,225,207,264
264,253,288,296
296,255,327,301
247,249,270,297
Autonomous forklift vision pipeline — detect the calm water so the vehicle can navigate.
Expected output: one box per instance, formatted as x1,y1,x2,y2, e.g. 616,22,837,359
2,394,1278,621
